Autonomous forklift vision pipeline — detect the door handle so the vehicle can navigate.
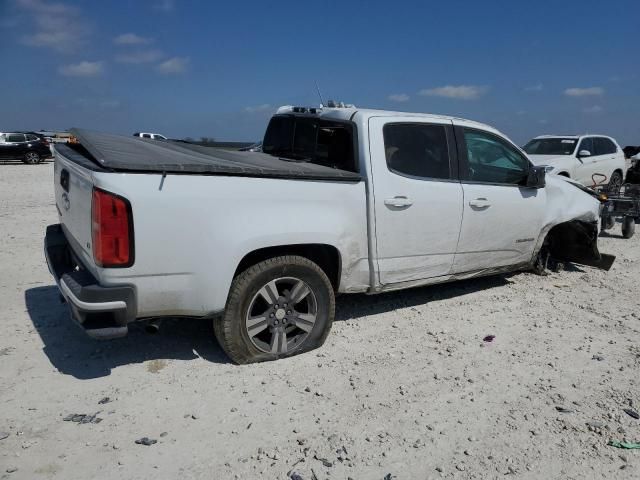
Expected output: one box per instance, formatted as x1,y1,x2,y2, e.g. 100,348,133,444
469,198,491,208
384,196,413,208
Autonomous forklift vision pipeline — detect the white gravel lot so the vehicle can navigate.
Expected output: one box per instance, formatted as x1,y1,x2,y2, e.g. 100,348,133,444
1,161,639,480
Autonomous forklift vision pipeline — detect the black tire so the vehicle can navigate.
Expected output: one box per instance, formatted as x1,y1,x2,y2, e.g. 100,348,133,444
531,243,550,276
607,171,623,193
601,215,615,231
626,169,640,185
622,217,635,239
24,151,40,164
214,255,335,364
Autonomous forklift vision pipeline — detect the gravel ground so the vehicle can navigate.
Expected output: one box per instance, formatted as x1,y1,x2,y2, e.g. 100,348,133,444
1,161,639,480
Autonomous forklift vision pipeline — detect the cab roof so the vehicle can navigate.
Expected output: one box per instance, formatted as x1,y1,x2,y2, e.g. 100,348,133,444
275,105,500,135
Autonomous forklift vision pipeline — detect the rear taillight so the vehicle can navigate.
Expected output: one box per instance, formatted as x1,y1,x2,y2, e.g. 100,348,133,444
92,188,134,267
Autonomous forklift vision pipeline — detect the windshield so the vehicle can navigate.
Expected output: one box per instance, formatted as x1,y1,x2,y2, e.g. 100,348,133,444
523,138,577,155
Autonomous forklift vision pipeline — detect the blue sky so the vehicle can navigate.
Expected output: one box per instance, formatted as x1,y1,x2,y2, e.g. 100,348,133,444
1,0,639,145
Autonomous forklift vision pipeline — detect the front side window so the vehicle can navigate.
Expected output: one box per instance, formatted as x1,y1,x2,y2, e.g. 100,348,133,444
578,137,594,155
142,133,151,138
383,123,450,179
464,129,529,185
26,134,39,141
6,134,25,143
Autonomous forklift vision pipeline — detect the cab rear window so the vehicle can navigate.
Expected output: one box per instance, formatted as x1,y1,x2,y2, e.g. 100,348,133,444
263,115,356,172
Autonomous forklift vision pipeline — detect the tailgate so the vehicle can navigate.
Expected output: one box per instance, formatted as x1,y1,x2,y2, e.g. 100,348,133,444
53,146,96,270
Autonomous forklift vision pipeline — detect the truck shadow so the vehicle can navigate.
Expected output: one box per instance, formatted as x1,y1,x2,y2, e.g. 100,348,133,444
25,275,514,379
24,286,231,379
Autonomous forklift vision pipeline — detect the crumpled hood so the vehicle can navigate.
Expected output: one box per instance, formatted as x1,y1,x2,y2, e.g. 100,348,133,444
543,174,599,224
528,154,570,166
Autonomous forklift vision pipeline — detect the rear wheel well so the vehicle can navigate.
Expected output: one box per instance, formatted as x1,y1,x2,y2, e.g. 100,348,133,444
234,244,341,291
558,171,570,177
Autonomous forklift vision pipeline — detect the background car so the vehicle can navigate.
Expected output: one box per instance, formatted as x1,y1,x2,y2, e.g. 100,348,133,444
523,134,626,189
0,132,53,164
133,132,167,140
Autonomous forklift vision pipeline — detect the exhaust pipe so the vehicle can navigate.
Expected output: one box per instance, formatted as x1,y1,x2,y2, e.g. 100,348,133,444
144,319,162,334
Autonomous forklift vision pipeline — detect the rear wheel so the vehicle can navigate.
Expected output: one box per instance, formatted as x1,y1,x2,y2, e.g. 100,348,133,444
608,171,623,193
23,151,40,164
622,217,635,239
214,255,335,364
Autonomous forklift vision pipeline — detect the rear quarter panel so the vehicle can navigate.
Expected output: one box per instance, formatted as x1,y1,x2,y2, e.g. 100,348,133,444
92,173,369,317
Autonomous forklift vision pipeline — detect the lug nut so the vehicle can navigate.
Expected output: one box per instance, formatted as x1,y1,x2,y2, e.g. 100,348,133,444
287,310,292,315
269,313,274,318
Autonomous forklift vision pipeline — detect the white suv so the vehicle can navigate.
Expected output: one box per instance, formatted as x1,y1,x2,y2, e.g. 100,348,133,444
524,135,626,189
133,132,167,140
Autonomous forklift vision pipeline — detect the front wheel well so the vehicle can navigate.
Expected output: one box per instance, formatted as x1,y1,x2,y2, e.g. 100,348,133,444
234,244,342,291
557,171,570,177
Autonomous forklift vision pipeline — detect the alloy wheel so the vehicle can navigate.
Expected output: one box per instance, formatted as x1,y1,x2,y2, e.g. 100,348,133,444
245,277,317,354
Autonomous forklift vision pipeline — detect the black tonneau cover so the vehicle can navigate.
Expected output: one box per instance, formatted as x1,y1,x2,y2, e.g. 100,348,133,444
67,129,361,182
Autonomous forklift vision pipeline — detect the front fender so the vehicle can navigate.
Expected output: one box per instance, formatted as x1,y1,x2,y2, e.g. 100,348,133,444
546,220,615,270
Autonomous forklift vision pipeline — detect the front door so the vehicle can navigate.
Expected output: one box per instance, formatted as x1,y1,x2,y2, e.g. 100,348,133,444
452,125,546,273
368,117,464,285
575,137,601,185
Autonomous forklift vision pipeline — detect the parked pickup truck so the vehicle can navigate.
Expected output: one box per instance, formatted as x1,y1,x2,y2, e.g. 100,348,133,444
45,105,614,363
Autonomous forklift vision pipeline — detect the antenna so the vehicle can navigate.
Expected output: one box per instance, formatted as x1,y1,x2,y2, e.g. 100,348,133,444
315,81,325,107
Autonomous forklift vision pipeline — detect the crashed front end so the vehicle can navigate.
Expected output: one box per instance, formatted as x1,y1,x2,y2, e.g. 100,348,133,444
534,176,615,271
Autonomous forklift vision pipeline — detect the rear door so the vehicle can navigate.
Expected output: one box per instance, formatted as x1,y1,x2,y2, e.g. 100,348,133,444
369,117,463,284
593,137,619,181
452,124,546,273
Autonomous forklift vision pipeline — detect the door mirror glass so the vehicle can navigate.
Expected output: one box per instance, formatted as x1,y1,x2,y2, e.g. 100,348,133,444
526,165,546,189
578,149,591,157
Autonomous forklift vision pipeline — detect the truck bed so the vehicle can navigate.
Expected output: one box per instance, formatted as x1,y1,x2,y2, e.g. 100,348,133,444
61,129,361,182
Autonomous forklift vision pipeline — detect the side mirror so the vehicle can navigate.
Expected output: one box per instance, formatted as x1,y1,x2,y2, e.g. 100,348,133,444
526,165,546,189
578,149,591,157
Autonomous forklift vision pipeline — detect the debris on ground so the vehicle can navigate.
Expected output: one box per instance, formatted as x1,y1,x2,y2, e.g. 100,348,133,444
135,437,157,446
63,413,102,424
608,441,640,449
592,355,605,361
98,397,111,405
555,406,575,413
623,409,640,420
483,335,496,343
0,432,9,441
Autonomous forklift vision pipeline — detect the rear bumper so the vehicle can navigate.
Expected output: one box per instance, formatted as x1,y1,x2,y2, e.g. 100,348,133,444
44,224,136,339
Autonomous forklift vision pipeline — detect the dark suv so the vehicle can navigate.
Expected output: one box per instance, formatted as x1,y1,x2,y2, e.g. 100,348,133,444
0,132,53,164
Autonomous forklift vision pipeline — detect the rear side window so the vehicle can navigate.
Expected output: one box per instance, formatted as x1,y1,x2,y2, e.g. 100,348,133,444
26,134,39,141
142,133,151,139
383,123,451,179
6,134,25,142
594,137,617,155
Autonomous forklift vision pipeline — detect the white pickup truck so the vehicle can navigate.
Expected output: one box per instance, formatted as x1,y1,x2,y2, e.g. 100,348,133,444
45,105,614,364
